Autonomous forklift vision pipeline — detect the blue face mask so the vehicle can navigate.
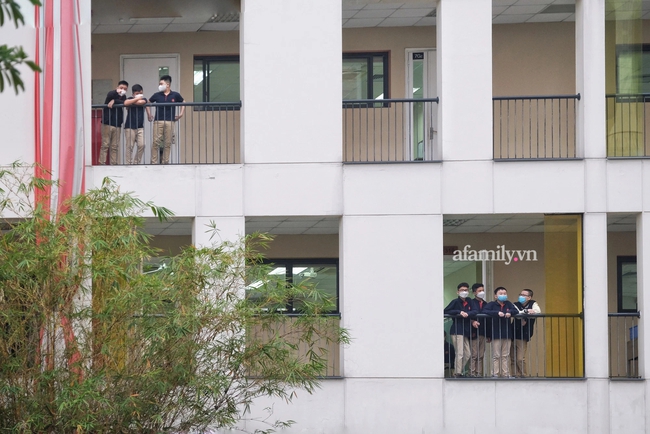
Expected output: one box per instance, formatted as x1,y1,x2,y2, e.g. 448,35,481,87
518,296,527,304
497,294,508,302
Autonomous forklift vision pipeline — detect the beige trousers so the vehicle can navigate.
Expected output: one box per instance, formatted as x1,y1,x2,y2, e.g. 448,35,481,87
152,121,173,164
451,334,470,375
99,124,120,165
124,128,144,164
491,339,512,377
470,335,486,377
513,339,528,377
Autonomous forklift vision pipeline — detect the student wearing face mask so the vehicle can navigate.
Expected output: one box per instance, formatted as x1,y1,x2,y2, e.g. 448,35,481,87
484,287,517,378
512,289,541,377
146,75,185,164
469,283,490,377
99,80,128,165
444,282,477,377
123,84,148,164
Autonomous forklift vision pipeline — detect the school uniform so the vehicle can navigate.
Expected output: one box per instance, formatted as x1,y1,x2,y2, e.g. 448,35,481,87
444,297,477,376
469,297,490,377
485,300,518,377
513,299,541,377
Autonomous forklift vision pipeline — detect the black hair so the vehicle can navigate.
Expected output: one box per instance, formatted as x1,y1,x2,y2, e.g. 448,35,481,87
160,75,172,84
132,84,143,92
118,80,129,87
471,283,484,292
522,288,533,297
494,286,507,294
457,282,469,290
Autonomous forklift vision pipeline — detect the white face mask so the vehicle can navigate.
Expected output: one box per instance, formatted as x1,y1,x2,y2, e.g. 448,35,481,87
476,291,486,300
158,84,167,92
459,291,469,299
117,89,126,96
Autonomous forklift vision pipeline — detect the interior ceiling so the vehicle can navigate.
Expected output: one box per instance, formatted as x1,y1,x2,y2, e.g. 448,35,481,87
139,213,637,236
94,0,650,34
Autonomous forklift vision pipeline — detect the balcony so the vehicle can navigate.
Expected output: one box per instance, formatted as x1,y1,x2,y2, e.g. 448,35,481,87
606,94,650,158
342,98,439,163
91,102,241,165
444,313,584,378
493,94,580,160
608,312,641,379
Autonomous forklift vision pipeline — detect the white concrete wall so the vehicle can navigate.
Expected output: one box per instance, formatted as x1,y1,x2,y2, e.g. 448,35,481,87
240,0,342,164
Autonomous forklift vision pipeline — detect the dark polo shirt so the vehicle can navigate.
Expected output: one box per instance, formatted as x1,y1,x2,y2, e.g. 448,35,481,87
149,91,184,121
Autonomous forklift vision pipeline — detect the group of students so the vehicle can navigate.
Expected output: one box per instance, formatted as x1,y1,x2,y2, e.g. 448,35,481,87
444,282,541,378
100,75,185,165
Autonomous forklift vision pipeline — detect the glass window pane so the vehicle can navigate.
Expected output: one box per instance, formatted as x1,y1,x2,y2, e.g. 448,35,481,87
193,60,204,102
208,61,240,102
343,59,368,99
292,264,338,312
372,56,385,99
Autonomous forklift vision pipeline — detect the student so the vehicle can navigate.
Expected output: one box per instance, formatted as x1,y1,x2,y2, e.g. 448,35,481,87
484,286,517,378
99,80,128,165
513,288,541,377
123,84,148,164
469,283,490,377
146,75,184,164
444,282,477,377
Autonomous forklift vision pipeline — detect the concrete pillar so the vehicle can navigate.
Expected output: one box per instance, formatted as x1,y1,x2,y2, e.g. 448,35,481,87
636,212,650,421
436,0,492,161
240,0,342,164
583,213,610,434
576,0,606,159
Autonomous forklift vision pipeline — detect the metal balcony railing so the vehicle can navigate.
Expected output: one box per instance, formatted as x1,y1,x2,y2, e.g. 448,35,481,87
608,312,641,379
493,94,580,159
444,313,583,378
606,94,650,157
342,98,439,163
92,101,241,165
247,314,341,377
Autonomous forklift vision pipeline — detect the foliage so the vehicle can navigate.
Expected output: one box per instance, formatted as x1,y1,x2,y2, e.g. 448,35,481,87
0,0,41,94
0,163,348,433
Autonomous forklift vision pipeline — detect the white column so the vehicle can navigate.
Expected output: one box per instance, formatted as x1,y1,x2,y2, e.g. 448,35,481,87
575,0,606,159
436,0,492,161
240,0,342,164
583,213,610,434
637,213,650,420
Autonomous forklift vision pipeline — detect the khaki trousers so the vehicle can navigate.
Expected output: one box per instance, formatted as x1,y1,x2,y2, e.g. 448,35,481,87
99,124,120,165
152,121,173,164
451,334,470,375
124,128,144,164
470,335,486,377
491,339,512,377
514,339,528,377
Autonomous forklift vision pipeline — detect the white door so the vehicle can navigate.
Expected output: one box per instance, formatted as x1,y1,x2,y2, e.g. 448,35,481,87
121,55,180,164
406,49,437,161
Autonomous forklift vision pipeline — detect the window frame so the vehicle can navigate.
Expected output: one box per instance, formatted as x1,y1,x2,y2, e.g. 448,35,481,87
615,44,650,96
342,51,390,103
263,258,340,315
193,54,241,109
617,255,638,313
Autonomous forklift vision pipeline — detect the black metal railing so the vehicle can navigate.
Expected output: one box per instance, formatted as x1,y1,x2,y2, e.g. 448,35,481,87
342,98,439,163
92,101,241,165
608,312,641,379
606,94,650,157
493,94,580,159
444,313,583,378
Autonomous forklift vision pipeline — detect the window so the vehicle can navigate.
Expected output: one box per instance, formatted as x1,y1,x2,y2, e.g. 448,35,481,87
342,52,389,100
617,256,637,313
251,259,339,314
616,45,650,94
193,55,240,103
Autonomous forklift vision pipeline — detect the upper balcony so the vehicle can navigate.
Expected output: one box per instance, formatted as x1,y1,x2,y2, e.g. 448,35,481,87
88,1,650,165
